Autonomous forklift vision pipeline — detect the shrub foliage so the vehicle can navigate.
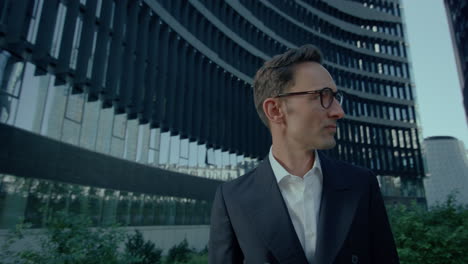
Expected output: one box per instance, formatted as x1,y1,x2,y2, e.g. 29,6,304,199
388,196,468,264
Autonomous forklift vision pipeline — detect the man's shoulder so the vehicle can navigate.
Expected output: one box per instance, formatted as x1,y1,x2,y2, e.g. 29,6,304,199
320,151,369,170
220,166,258,194
319,152,375,182
333,158,373,174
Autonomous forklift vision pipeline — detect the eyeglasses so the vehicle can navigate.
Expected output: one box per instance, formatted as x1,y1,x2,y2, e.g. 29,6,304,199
275,87,344,109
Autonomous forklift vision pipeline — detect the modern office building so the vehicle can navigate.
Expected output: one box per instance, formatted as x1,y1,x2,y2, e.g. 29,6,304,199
444,0,468,123
0,0,425,250
423,136,468,207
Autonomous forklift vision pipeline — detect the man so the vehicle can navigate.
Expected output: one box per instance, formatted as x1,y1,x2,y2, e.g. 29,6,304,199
209,45,399,264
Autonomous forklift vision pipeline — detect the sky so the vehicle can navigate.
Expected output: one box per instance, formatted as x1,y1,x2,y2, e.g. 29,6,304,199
402,0,468,148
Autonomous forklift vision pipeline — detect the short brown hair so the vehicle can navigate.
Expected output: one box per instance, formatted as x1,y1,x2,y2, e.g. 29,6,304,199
253,44,322,127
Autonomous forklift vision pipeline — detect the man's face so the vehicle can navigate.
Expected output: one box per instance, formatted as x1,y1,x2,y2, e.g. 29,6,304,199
280,62,345,150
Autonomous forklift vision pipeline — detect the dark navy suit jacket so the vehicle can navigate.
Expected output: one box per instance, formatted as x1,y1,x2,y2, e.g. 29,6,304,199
209,152,400,264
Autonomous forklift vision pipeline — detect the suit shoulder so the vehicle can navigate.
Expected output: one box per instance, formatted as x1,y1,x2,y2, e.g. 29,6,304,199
320,151,372,174
220,167,256,189
324,156,376,185
330,157,373,174
216,167,259,200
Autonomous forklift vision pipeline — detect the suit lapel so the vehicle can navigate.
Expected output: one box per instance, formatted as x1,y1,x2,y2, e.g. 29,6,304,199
314,152,361,264
244,158,309,264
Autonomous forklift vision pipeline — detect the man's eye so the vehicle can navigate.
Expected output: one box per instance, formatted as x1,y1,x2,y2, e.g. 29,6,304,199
308,94,320,100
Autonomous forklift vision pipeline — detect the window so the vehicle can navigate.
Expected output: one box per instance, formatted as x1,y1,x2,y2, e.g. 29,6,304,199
65,92,85,123
395,107,401,121
386,84,392,97
26,0,44,44
377,63,383,74
109,1,116,30
399,107,406,122
148,128,161,165
96,0,103,18
50,2,67,58
408,107,415,123
70,15,83,69
398,130,405,148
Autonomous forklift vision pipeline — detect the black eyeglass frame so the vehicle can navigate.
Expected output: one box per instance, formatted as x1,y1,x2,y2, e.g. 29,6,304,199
274,87,344,109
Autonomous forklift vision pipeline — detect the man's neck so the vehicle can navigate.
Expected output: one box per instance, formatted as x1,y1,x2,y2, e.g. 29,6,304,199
271,143,315,178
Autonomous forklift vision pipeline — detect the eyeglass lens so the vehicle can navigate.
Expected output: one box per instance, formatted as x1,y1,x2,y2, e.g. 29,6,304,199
320,88,342,109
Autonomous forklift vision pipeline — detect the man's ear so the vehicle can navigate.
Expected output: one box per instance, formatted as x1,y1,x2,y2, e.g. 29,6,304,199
263,98,284,124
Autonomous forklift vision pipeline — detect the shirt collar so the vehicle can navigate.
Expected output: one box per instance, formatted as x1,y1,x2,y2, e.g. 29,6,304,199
269,146,322,184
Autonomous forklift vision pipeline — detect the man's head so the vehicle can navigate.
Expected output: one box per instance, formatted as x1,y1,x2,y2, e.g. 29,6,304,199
253,44,345,150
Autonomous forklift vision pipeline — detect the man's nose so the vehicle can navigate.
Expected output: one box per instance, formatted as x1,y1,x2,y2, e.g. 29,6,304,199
328,99,345,119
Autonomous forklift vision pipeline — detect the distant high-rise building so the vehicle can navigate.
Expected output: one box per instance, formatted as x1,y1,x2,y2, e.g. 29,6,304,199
0,0,425,250
423,136,468,207
444,0,468,122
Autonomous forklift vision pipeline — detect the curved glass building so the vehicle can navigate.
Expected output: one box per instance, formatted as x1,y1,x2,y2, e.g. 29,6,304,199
0,0,425,250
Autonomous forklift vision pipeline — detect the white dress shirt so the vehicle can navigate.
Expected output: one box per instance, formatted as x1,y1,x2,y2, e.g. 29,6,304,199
269,148,323,264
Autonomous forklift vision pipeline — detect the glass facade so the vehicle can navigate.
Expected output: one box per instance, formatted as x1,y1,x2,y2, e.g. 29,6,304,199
444,0,468,121
0,50,256,180
0,47,253,229
0,174,212,229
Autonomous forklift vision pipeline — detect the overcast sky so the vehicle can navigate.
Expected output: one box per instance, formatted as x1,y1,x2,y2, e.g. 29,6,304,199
403,0,468,148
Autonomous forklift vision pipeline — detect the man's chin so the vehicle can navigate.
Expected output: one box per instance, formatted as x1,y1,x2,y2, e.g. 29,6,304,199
315,139,336,150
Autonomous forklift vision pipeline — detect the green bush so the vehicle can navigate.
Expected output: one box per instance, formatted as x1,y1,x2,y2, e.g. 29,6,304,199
5,196,467,264
165,239,193,264
184,246,208,264
388,196,468,264
185,253,208,264
1,213,207,264
125,230,162,264
0,210,132,264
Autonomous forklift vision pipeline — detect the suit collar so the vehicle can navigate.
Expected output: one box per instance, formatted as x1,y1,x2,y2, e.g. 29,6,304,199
268,148,323,184
242,152,360,264
246,157,309,263
316,151,349,190
315,151,361,264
